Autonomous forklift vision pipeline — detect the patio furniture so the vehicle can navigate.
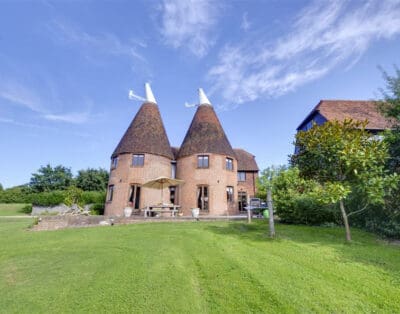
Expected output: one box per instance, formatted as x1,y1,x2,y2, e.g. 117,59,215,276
144,204,181,218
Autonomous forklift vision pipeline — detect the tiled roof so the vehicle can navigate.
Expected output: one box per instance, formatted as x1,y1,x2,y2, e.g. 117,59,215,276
177,104,235,158
298,100,393,131
234,148,259,171
112,102,174,159
171,147,180,160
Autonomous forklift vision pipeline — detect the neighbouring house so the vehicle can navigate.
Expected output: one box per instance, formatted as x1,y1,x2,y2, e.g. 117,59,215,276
105,84,259,217
297,100,393,133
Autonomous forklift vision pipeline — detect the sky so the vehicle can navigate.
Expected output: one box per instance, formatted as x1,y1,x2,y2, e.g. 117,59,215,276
1,0,400,188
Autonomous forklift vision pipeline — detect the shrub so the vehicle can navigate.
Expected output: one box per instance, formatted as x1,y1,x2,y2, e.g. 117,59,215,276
20,204,33,214
0,186,31,203
81,191,106,205
64,186,83,206
30,191,66,206
272,167,338,225
90,203,105,215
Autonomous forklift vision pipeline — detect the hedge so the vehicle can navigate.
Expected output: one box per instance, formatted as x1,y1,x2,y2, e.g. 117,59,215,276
0,189,106,207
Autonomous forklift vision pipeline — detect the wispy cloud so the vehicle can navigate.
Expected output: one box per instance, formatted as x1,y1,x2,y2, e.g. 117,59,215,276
0,80,90,124
209,0,400,106
241,12,251,31
43,112,89,124
0,117,91,137
159,0,220,57
0,117,52,129
48,19,146,62
0,82,44,113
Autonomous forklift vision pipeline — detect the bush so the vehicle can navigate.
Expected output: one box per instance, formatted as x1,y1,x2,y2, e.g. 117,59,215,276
272,167,339,225
90,203,105,215
348,186,400,239
20,204,33,214
0,186,31,203
81,191,106,205
30,191,66,206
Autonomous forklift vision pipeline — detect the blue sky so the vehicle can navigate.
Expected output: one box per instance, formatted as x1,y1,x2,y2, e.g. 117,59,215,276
1,0,400,188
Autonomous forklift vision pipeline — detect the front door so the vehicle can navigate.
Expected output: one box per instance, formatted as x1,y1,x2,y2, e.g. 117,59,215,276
238,191,247,212
197,186,209,211
128,185,141,209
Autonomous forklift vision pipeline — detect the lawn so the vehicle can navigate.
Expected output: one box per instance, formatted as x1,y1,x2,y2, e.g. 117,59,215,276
0,218,399,313
0,203,29,216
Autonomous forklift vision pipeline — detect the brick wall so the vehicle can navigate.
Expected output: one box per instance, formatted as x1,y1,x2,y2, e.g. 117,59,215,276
105,153,172,216
176,154,238,215
237,171,258,199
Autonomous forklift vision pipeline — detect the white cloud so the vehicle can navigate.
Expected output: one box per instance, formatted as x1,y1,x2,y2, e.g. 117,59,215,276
159,0,220,57
43,112,89,124
209,0,400,106
49,20,146,62
0,80,90,124
0,117,51,129
241,12,250,31
0,82,44,113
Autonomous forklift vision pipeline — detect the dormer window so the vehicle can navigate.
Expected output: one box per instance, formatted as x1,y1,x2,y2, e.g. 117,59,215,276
197,155,209,168
226,157,233,171
132,154,144,167
111,157,118,169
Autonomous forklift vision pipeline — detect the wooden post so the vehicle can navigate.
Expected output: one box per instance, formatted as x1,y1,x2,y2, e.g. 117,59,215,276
267,188,275,237
246,195,251,223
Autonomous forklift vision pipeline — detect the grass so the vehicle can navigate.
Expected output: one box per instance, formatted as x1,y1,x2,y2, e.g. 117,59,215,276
0,219,399,313
0,203,30,216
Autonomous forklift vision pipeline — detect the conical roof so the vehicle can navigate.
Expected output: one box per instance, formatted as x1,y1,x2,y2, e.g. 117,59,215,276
112,101,174,159
178,91,235,158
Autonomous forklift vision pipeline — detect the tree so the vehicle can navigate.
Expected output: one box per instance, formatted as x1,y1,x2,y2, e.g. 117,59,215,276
291,119,398,241
270,167,338,225
256,165,287,200
257,166,286,237
0,183,3,191
30,164,74,192
378,66,400,173
75,168,109,191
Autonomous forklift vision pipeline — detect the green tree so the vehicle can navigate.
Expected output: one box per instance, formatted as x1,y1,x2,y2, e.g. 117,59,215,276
75,168,109,191
0,183,3,191
271,167,338,225
256,165,287,200
64,186,83,207
379,66,400,173
30,164,73,192
257,165,287,237
291,119,398,241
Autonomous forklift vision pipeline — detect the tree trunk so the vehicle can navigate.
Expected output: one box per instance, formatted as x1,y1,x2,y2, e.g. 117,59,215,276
339,199,351,242
267,188,275,238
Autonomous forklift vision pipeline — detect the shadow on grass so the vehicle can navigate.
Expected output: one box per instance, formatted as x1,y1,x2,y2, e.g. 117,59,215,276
206,221,400,275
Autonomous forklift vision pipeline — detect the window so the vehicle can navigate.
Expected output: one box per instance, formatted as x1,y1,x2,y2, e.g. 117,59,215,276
226,186,234,202
238,172,246,182
197,155,209,168
238,191,247,211
111,157,118,169
171,161,177,179
132,154,144,167
226,158,233,171
169,186,178,205
128,184,141,209
107,185,114,202
197,185,209,210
